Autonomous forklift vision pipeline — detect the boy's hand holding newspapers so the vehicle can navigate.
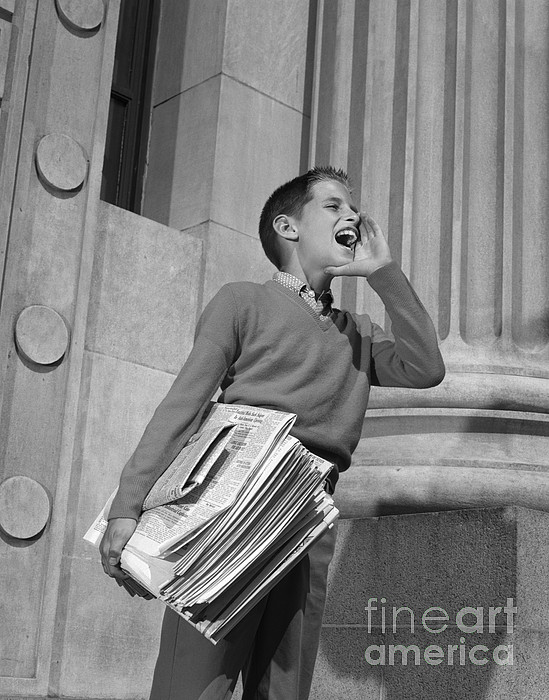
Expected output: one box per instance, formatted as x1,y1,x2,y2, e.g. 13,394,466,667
100,517,153,599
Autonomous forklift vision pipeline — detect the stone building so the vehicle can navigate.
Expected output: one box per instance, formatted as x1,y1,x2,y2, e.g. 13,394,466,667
0,1,548,698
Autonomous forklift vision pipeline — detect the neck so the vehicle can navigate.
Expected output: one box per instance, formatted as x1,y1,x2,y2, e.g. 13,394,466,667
280,262,332,296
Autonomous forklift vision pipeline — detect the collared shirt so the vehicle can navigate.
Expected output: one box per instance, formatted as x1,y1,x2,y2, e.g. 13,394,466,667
273,271,334,318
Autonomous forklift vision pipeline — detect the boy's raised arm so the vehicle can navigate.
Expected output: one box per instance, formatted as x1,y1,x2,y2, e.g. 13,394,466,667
366,262,445,388
326,214,445,389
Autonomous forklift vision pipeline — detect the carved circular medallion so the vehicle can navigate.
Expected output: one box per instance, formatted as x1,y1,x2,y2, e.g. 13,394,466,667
15,305,70,365
0,476,51,539
36,133,88,192
56,0,104,32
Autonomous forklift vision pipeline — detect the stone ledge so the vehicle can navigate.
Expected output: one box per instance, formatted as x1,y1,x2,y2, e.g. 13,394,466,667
336,466,549,518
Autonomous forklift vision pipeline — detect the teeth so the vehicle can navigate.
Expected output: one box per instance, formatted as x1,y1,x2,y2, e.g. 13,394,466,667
335,229,358,248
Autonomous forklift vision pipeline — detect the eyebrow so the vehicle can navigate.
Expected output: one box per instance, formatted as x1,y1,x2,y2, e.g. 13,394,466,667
323,196,358,213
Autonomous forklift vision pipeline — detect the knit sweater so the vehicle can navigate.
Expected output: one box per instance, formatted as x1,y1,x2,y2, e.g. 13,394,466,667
109,261,445,521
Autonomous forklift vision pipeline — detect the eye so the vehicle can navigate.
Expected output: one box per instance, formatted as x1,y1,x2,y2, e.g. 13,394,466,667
326,204,339,210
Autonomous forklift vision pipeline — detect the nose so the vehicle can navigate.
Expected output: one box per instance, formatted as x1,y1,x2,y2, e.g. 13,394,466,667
344,208,360,228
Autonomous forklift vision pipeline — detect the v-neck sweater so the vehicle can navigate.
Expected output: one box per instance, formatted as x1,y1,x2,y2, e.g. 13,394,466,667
109,262,445,521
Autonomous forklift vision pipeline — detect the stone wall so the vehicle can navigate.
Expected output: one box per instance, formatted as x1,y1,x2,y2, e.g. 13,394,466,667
53,201,203,698
312,507,549,700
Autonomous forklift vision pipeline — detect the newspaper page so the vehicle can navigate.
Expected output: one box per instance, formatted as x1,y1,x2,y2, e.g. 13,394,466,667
87,404,297,558
205,509,339,643
158,445,334,606
197,503,333,623
167,475,329,606
142,422,237,510
83,491,115,547
167,437,303,577
176,491,325,607
165,453,321,602
172,501,338,643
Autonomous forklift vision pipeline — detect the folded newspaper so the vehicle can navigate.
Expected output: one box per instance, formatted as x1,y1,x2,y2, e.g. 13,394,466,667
84,403,339,644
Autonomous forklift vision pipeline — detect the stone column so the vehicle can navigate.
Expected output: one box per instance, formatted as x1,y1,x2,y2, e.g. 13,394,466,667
0,1,120,696
310,0,549,515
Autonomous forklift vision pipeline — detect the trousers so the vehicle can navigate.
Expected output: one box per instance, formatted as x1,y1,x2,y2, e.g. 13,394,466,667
149,521,337,700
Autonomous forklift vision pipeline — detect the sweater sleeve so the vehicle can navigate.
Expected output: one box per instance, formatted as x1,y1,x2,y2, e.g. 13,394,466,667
108,285,240,521
366,261,446,388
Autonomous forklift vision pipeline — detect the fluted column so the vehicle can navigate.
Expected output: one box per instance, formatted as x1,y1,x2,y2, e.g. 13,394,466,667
310,0,549,514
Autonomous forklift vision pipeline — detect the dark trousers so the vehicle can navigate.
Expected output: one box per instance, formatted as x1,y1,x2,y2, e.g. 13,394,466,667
149,522,338,700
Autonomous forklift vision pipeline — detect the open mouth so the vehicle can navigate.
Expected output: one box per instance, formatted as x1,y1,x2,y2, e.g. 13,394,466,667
335,228,360,250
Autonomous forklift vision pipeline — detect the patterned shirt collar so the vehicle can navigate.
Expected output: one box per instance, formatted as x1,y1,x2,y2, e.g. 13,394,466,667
273,271,334,314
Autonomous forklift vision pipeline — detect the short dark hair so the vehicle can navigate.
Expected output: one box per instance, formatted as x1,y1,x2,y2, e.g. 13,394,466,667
259,165,351,268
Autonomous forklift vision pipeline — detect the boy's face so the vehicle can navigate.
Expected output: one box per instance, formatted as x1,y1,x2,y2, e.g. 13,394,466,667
291,179,361,277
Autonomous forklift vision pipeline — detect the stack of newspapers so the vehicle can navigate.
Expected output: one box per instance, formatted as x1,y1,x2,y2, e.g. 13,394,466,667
84,403,338,644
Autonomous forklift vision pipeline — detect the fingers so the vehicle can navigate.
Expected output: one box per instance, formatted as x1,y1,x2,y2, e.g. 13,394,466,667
115,575,155,600
117,578,134,595
359,213,372,241
99,518,151,599
359,212,382,241
100,535,126,579
100,517,137,580
117,577,155,599
325,211,391,278
324,261,362,277
124,578,155,600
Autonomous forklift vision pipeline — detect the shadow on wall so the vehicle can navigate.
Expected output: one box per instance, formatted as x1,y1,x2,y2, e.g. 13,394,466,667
314,511,519,699
512,311,549,351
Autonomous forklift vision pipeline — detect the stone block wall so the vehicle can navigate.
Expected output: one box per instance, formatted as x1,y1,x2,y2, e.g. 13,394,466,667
52,202,203,698
312,507,549,700
142,0,313,307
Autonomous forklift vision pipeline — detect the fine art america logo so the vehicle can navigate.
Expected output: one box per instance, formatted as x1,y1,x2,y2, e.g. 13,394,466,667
363,597,516,667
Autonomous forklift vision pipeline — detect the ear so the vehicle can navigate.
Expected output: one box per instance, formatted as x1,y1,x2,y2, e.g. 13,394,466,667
273,214,298,241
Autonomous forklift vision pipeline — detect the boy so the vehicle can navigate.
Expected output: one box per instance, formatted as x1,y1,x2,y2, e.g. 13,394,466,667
100,166,445,699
